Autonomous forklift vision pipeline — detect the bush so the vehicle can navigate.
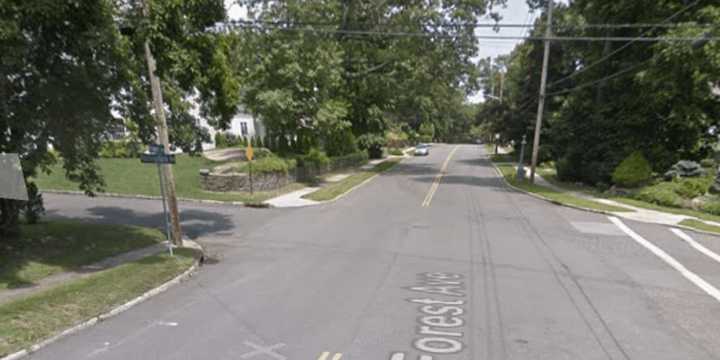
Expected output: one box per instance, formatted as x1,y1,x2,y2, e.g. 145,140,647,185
635,182,684,208
99,139,142,158
674,177,712,199
388,148,404,156
298,148,330,170
612,151,652,188
701,159,715,168
214,132,242,148
329,151,368,171
702,201,720,216
238,156,296,175
358,134,385,159
325,130,358,157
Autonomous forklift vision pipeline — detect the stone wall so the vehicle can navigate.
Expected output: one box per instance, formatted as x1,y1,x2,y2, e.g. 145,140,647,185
200,169,295,193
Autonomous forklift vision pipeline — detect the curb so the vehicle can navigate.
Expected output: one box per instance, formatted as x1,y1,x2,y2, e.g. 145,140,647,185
0,247,203,360
295,158,404,207
490,162,720,237
42,190,248,207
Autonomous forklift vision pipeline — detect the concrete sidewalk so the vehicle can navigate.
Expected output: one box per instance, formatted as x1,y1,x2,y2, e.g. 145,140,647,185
264,187,320,208
518,166,720,228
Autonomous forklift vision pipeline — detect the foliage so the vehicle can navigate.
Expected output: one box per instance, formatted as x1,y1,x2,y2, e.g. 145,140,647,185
329,151,369,171
324,129,358,157
214,132,243,148
388,148,405,156
99,139,143,159
237,157,296,175
22,183,44,225
0,0,239,235
476,3,720,185
612,152,653,188
297,149,331,172
635,182,685,208
357,134,386,159
701,201,720,216
701,159,716,168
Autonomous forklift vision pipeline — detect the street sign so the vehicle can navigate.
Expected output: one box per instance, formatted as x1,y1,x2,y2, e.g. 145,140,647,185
246,143,254,161
148,143,164,154
141,153,176,164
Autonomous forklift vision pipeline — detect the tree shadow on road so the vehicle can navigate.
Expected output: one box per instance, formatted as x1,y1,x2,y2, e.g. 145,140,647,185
45,206,235,239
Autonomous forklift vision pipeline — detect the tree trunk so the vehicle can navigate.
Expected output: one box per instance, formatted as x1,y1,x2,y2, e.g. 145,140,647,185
0,198,21,239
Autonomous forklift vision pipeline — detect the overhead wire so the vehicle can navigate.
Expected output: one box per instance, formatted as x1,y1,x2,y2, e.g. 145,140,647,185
546,0,703,89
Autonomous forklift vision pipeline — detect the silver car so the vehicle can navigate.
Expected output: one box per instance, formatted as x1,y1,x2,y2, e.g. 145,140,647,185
414,144,430,156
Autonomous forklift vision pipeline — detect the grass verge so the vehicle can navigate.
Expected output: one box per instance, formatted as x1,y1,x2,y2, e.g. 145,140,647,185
679,219,720,234
1,221,164,290
303,159,400,201
495,164,633,213
34,156,305,203
0,248,197,357
612,197,720,223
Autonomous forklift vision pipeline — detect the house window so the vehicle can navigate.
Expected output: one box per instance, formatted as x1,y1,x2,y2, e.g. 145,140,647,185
240,122,248,136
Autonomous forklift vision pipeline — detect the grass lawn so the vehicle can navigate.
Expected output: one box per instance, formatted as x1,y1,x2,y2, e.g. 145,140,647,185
679,219,720,234
0,221,164,290
303,159,401,201
0,248,197,357
33,156,305,203
495,164,633,213
611,197,720,223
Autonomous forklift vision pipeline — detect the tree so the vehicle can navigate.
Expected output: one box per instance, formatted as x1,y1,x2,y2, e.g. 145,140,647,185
0,0,239,237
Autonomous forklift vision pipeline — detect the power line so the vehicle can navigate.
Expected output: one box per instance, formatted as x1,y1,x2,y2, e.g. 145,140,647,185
545,60,651,96
226,22,718,42
546,0,702,89
225,19,718,30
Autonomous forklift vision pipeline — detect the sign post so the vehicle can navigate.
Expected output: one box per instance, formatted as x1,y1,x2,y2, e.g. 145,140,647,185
247,143,254,194
141,144,176,256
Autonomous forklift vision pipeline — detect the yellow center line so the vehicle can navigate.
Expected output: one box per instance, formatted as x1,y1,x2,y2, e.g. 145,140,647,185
422,145,459,207
318,352,342,360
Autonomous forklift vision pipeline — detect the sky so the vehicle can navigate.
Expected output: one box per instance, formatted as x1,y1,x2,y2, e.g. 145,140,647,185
224,0,567,103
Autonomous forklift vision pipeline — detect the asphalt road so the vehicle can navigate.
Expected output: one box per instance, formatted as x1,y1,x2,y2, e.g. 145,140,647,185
34,144,720,360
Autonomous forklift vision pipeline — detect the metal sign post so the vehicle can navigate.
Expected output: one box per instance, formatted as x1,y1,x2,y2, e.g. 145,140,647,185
141,144,176,256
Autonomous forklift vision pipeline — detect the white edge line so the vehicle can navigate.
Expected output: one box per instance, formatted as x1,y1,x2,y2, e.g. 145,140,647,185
609,216,720,303
670,228,720,264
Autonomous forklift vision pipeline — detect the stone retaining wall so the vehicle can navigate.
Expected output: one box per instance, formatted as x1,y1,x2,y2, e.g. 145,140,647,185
200,170,295,192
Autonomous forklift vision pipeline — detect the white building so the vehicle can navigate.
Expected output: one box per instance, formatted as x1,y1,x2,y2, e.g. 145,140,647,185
198,110,266,150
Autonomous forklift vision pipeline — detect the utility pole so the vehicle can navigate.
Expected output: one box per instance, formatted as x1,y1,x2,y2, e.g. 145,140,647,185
529,0,553,183
141,0,183,245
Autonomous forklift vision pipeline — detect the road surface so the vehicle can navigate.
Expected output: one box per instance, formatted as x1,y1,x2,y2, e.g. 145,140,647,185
34,144,720,359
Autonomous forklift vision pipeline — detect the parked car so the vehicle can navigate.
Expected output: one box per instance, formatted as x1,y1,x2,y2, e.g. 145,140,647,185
414,144,430,156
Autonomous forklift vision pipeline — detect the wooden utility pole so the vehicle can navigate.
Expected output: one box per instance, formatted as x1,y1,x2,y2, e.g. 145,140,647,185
530,0,553,183
141,0,183,245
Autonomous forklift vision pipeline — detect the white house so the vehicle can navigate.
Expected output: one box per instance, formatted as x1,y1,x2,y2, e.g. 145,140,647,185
198,110,266,150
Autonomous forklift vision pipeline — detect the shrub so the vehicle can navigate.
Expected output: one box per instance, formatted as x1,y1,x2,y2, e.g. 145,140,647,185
238,157,296,175
388,148,404,156
674,177,711,199
612,151,652,188
635,182,684,208
701,159,715,168
99,139,142,158
329,151,368,171
298,148,330,170
358,134,385,159
702,201,720,216
214,132,228,148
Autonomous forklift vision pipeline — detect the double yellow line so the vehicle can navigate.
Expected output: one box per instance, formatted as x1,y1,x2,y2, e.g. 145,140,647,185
421,146,459,207
318,352,342,360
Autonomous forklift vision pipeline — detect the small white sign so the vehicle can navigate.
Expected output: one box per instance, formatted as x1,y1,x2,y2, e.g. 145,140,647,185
0,153,28,201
